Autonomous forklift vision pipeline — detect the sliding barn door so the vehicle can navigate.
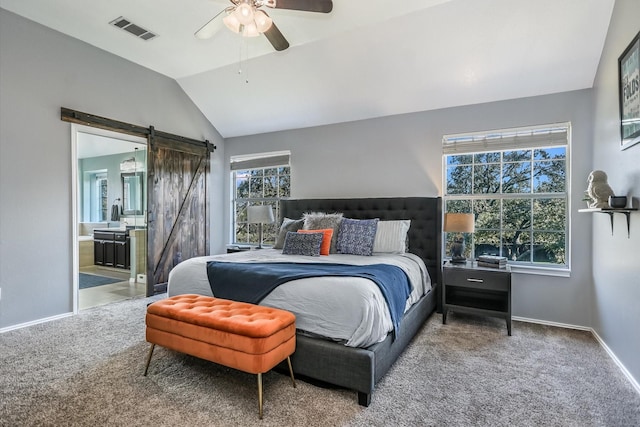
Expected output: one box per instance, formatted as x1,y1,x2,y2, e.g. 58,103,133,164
147,129,212,295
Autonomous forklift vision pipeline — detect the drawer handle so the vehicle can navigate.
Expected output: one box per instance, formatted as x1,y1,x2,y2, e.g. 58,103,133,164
467,278,484,283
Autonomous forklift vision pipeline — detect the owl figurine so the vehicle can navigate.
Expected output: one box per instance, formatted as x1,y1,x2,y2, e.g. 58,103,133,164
586,170,614,208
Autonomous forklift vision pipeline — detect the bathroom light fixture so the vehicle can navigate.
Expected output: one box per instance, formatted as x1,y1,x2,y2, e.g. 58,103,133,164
119,157,144,172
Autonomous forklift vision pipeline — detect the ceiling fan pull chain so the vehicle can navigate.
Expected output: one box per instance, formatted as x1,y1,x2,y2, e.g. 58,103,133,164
237,34,243,76
239,37,249,84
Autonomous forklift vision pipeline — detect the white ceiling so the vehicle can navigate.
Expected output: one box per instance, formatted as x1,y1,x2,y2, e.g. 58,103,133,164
0,0,615,138
76,132,146,159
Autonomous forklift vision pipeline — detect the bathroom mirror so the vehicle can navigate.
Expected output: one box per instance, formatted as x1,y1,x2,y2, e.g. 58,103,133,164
121,172,144,215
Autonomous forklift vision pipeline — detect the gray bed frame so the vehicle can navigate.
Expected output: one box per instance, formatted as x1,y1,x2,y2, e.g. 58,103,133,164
278,197,442,406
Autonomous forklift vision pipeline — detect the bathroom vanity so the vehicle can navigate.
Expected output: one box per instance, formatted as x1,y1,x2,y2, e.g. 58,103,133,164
93,229,130,269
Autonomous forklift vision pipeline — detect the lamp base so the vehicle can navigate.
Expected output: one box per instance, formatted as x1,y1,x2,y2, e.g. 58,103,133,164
256,225,264,249
449,239,466,264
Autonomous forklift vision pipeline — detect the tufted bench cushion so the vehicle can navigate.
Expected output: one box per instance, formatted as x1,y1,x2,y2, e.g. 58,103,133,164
145,294,296,374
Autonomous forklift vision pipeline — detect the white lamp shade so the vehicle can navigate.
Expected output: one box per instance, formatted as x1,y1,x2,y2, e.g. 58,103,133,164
241,22,260,37
223,13,242,33
254,10,273,33
248,205,274,224
235,3,255,25
443,213,475,233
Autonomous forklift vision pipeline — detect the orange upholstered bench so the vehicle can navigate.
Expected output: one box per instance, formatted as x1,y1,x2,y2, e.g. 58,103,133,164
143,294,296,418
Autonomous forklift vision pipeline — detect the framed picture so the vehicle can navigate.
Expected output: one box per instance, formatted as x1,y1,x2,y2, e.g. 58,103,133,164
618,31,640,150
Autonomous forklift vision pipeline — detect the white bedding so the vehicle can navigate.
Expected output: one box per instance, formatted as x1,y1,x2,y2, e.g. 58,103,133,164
167,249,431,347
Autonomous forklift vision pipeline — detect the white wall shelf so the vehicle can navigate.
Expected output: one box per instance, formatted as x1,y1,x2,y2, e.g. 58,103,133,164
578,207,638,237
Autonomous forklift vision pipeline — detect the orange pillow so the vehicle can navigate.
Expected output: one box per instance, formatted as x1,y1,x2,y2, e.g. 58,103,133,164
298,229,333,256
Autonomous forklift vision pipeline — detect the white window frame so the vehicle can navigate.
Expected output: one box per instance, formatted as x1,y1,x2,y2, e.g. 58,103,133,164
442,123,571,277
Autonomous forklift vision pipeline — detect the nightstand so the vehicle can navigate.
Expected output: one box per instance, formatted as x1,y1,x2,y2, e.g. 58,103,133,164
442,262,512,335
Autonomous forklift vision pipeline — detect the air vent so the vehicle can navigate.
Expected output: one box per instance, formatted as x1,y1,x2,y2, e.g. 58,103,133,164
109,16,157,41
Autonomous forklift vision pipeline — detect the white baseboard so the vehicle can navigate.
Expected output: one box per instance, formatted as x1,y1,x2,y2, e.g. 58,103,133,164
512,316,592,331
514,316,640,395
0,312,73,334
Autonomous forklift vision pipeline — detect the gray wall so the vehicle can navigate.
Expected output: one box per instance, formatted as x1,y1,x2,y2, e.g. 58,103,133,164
0,9,226,329
590,0,640,385
225,90,595,328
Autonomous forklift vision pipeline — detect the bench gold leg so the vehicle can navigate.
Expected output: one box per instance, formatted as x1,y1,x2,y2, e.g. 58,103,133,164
257,373,263,419
257,357,295,419
287,356,296,388
143,343,155,376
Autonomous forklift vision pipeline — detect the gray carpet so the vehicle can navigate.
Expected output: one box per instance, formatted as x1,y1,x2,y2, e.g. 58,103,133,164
1,295,638,426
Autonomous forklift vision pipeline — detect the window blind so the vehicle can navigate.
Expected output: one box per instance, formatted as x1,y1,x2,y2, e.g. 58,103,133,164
230,150,291,171
442,123,569,154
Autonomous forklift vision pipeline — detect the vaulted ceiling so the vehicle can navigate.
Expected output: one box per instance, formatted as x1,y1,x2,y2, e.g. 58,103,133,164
0,0,615,138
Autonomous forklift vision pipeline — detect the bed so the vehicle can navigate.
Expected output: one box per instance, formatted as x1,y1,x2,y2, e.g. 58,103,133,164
167,197,442,406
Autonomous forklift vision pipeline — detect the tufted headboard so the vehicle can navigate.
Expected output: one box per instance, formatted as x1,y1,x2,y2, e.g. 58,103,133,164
280,197,442,289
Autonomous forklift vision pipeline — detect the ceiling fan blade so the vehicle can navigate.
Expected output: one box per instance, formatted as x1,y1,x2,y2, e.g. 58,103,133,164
194,9,226,39
264,22,290,51
269,0,333,13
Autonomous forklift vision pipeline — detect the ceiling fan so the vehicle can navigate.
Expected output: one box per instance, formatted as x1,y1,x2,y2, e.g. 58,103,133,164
195,0,333,51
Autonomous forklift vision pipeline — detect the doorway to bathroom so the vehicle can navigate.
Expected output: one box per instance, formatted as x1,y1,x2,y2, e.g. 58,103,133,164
72,124,148,311
64,107,214,306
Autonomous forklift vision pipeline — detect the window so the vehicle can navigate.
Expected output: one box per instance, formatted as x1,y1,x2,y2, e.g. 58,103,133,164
89,172,108,222
231,151,291,246
443,123,570,268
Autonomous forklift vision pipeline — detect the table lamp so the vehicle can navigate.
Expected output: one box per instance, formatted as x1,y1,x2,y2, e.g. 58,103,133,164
444,213,475,263
248,205,274,249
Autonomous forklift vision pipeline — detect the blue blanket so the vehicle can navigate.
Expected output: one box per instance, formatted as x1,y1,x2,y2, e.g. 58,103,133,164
206,262,411,335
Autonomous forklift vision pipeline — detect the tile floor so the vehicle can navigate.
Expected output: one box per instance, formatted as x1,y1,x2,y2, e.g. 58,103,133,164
79,266,146,310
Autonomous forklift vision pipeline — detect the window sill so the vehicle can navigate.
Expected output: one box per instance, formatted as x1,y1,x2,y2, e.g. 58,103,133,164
507,264,570,277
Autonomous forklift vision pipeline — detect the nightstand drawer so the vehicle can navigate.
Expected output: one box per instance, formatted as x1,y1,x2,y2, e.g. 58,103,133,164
444,268,510,291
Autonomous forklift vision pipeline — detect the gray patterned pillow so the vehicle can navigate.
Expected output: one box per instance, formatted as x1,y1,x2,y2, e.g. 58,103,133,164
274,217,304,249
303,212,343,253
336,218,379,256
282,232,323,256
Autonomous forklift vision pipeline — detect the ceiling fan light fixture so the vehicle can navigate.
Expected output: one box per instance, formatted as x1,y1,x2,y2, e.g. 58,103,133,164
242,22,260,37
196,0,333,50
235,3,255,26
254,10,273,33
223,13,242,33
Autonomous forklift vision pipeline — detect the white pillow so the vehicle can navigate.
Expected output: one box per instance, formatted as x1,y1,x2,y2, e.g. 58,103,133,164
373,220,411,254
